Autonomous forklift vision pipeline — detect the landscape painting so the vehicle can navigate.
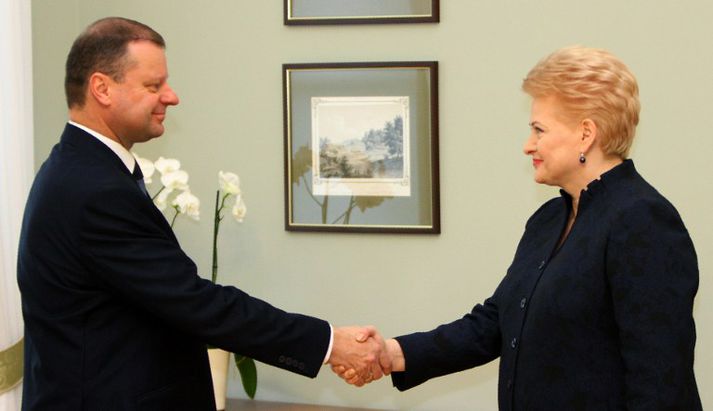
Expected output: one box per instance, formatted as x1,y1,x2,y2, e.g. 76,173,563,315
311,96,410,196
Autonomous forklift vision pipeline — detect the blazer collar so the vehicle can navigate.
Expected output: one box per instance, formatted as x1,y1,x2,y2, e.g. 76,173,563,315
67,121,136,172
560,159,638,213
60,123,180,243
60,123,133,178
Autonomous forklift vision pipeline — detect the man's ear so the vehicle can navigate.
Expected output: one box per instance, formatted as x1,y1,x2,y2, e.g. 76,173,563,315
87,72,112,107
580,118,597,153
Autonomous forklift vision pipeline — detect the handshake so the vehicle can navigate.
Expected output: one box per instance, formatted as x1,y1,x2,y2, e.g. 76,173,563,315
327,326,404,386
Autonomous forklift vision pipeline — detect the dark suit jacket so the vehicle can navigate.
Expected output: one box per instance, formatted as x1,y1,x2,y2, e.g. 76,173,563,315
392,160,702,410
17,124,330,410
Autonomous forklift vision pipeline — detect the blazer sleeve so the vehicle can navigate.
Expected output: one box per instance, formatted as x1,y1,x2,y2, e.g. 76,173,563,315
78,183,330,378
606,198,702,410
391,295,501,391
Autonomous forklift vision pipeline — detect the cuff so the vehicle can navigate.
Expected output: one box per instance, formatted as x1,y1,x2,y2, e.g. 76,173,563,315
323,323,334,364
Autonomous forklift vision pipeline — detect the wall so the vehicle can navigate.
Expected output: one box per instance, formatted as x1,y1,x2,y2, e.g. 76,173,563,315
31,1,712,409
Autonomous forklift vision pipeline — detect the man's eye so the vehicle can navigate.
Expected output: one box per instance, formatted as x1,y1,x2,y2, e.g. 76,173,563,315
147,85,159,92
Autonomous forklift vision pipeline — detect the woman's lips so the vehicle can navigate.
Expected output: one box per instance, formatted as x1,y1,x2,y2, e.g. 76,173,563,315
532,159,543,167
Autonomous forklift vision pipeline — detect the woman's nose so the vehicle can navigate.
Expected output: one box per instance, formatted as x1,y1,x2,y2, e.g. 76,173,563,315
523,133,536,155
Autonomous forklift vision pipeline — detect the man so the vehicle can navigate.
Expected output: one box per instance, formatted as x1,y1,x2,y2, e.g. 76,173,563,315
18,17,388,410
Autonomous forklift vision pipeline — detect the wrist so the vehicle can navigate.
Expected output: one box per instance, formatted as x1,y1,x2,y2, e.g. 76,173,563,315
386,338,405,372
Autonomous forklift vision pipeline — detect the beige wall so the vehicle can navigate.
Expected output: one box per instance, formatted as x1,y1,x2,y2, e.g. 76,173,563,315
31,1,712,409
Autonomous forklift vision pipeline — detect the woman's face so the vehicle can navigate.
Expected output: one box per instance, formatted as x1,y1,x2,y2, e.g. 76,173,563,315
523,96,584,190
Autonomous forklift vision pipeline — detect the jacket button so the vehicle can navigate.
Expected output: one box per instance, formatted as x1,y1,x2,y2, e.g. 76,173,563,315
507,379,513,390
538,260,546,270
520,297,527,309
278,355,285,363
510,337,518,349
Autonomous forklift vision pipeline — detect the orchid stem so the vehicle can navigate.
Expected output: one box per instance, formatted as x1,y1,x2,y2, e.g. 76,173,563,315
152,185,165,201
211,190,232,284
170,207,179,227
211,191,220,283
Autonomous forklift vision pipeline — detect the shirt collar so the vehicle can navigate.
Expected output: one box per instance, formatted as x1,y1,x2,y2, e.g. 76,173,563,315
68,121,136,172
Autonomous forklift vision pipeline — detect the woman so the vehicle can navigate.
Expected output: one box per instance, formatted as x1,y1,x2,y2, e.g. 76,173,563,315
338,46,703,410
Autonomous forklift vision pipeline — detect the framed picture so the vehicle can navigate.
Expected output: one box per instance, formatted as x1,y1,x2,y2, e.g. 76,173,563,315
284,0,439,25
283,61,439,233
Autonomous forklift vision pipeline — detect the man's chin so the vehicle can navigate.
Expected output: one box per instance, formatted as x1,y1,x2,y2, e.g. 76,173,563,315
147,125,166,139
133,132,164,145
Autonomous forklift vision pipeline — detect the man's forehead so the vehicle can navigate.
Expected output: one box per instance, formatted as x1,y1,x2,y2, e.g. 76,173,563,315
124,41,168,71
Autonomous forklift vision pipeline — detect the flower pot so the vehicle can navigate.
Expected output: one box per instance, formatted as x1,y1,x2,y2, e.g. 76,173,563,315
208,348,230,411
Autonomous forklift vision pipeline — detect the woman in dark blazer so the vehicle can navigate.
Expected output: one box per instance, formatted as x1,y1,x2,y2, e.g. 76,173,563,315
338,46,703,410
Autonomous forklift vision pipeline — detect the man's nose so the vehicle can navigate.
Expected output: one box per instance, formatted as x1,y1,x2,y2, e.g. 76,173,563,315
161,84,179,106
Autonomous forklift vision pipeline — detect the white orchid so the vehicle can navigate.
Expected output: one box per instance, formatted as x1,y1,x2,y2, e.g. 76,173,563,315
211,170,246,283
173,190,200,221
160,170,189,191
134,156,191,221
138,157,253,397
153,186,173,211
133,154,156,184
231,195,247,223
140,160,246,265
218,171,241,195
154,157,181,175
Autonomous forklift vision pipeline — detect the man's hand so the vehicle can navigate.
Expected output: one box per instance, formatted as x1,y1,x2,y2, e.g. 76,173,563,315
330,335,405,387
327,326,391,387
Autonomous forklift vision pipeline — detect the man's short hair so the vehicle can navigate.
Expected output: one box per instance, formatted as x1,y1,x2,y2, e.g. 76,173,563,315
65,17,165,108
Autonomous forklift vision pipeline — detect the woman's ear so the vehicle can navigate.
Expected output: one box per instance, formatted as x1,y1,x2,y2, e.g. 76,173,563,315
580,118,597,153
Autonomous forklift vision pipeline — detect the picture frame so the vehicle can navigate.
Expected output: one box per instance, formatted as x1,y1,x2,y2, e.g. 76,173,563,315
284,0,439,25
283,61,440,233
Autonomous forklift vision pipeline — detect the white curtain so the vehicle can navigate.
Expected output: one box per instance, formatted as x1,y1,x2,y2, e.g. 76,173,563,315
0,0,34,409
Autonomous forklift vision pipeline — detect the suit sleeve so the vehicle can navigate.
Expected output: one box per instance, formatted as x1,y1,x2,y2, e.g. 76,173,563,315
607,199,702,410
78,184,330,378
391,296,501,391
388,203,555,392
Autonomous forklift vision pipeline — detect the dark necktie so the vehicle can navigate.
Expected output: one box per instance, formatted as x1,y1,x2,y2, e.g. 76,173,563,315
132,163,149,197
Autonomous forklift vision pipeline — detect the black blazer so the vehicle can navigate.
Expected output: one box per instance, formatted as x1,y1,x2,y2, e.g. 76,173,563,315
392,160,702,410
17,124,330,410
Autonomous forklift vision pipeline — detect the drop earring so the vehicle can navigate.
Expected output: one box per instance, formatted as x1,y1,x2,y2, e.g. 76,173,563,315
579,153,586,164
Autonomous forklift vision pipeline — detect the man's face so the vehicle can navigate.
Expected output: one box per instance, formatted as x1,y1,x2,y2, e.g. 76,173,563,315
107,41,179,147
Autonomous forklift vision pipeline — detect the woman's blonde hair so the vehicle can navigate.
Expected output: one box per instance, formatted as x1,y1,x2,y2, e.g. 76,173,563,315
522,46,640,158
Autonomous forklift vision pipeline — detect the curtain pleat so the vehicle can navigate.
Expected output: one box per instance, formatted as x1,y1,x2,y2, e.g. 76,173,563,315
0,0,34,409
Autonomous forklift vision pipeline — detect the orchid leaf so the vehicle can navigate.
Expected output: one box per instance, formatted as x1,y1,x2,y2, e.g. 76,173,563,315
234,354,257,399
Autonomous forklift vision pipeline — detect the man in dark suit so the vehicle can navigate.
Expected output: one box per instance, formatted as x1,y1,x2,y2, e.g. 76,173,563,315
17,17,389,410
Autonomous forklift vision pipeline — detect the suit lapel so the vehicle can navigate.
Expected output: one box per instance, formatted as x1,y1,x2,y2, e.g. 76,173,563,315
60,123,180,243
